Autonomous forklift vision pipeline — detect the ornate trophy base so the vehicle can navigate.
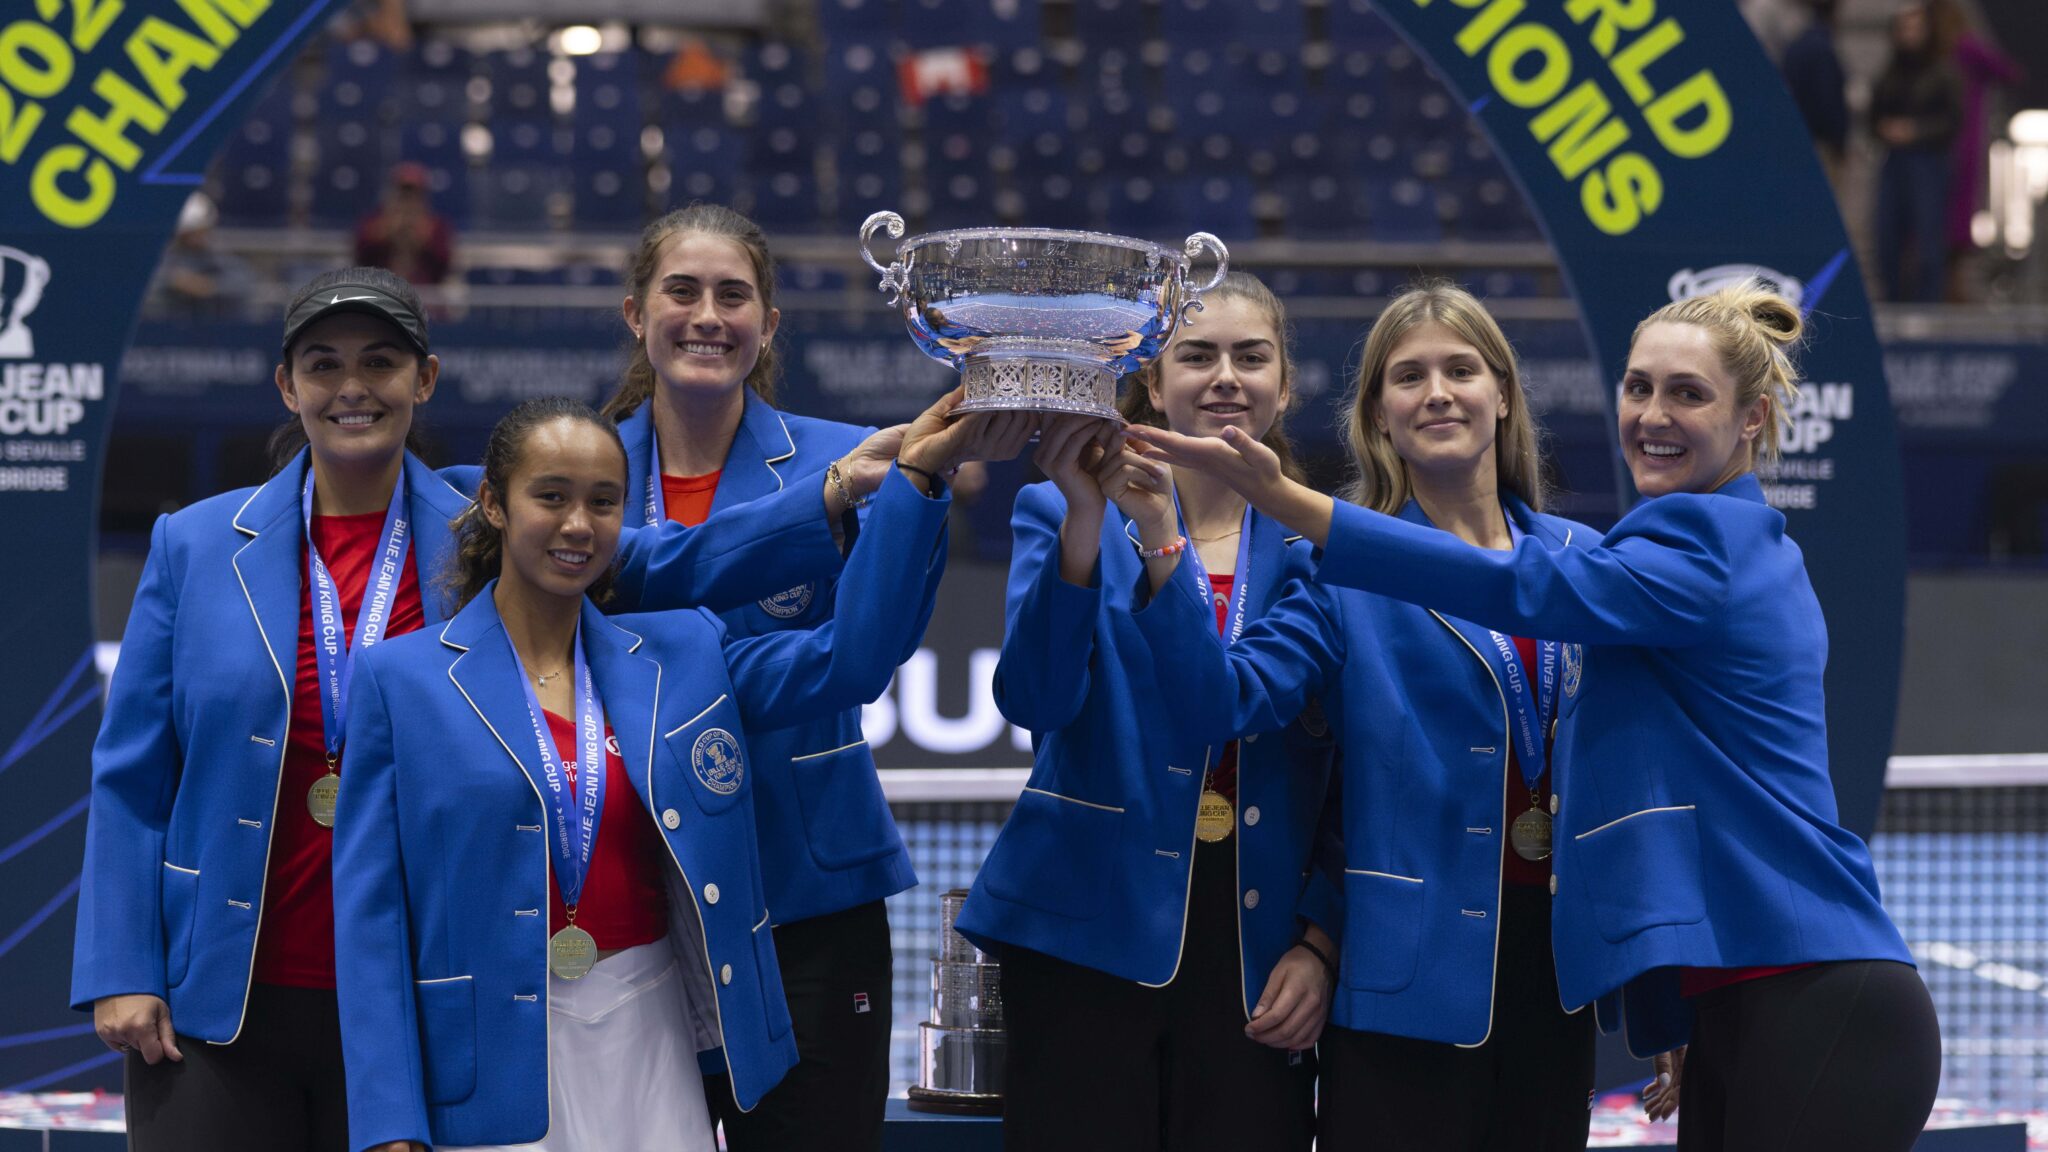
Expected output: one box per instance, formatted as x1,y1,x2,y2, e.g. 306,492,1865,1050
958,357,1119,420
906,1021,1006,1114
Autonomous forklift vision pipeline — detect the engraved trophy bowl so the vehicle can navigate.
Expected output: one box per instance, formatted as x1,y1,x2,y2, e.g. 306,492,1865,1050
906,889,1007,1115
859,212,1229,421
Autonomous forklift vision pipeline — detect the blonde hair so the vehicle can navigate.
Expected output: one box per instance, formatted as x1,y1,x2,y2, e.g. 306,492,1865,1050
1341,279,1545,514
1632,280,1804,467
1119,270,1306,483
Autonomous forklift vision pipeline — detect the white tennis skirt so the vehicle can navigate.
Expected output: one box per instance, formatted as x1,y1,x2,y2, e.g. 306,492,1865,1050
444,940,717,1152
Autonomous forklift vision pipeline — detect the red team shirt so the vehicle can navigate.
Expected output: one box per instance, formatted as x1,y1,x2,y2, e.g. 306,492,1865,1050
255,510,427,988
661,470,722,530
541,711,669,947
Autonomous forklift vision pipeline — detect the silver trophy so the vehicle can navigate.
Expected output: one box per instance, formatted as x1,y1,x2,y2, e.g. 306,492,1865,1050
859,212,1230,421
905,889,1006,1114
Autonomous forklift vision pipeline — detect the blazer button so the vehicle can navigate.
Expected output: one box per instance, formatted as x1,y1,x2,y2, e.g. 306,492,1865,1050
704,883,720,905
1243,806,1261,827
720,964,733,986
662,808,681,830
1243,889,1260,910
1549,874,1559,896
1550,794,1560,816
1244,733,1259,744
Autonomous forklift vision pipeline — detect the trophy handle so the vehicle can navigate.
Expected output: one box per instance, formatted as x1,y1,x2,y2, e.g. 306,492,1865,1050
860,211,909,308
1178,232,1230,323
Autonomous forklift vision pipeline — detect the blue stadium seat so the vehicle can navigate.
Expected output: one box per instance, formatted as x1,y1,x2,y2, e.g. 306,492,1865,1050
1325,0,1403,48
214,73,294,226
310,114,387,226
898,0,1041,48
1363,176,1441,242
395,39,475,123
1071,0,1149,51
1275,174,1364,238
482,48,552,121
1175,174,1255,241
747,166,821,231
667,118,744,206
572,52,642,133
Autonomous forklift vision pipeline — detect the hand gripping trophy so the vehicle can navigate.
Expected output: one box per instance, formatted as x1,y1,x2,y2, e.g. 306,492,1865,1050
858,211,1229,421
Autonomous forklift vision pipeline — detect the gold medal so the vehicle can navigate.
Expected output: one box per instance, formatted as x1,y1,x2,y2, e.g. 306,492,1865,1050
307,773,340,829
1510,806,1553,862
1195,789,1235,843
549,924,598,980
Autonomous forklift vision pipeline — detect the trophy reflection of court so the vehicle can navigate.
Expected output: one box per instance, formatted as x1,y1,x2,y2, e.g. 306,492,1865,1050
859,212,1229,421
905,889,1006,1115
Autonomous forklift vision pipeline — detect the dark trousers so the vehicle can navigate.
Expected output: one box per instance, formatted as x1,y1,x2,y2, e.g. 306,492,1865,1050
1000,838,1318,1152
706,899,894,1152
1877,150,1952,303
1318,883,1596,1152
125,983,347,1152
1678,960,1940,1152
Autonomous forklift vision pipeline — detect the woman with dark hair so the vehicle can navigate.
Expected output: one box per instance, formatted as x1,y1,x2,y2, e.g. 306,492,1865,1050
330,393,1022,1152
70,266,884,1152
960,272,1338,1151
1128,283,1941,1151
1871,2,1964,303
601,202,956,1148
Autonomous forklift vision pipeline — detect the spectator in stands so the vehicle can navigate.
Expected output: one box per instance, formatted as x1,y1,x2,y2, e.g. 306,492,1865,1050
331,0,411,52
1929,0,2023,301
147,192,253,322
353,162,454,287
1871,3,1963,303
1782,0,1850,189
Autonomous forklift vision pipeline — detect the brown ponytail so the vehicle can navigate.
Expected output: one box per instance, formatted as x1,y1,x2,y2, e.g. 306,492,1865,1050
602,203,780,423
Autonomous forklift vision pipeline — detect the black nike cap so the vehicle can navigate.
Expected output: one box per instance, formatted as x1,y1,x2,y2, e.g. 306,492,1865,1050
280,278,430,359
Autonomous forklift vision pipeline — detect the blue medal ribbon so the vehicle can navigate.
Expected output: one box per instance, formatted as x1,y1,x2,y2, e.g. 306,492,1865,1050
643,420,665,524
302,471,410,766
1176,500,1256,645
1485,518,1557,789
509,628,607,910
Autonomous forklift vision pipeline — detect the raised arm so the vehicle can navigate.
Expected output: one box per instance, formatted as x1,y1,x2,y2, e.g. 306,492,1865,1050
1131,566,1344,746
992,483,1105,733
1314,497,1733,647
1124,424,1733,647
332,655,431,1152
719,464,952,730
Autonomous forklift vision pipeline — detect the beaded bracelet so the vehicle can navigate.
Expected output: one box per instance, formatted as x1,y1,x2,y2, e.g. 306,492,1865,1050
827,460,871,511
1135,535,1188,559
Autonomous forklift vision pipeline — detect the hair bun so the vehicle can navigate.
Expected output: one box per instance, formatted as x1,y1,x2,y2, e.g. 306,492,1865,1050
1736,283,1802,348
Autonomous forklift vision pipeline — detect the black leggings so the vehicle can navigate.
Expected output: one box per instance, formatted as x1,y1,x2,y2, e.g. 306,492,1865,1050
706,899,894,1152
1317,883,1597,1152
999,838,1318,1152
1678,960,1941,1152
124,983,347,1152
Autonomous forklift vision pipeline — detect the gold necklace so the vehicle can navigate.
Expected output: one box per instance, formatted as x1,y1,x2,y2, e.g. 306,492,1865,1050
532,667,566,688
1189,527,1243,543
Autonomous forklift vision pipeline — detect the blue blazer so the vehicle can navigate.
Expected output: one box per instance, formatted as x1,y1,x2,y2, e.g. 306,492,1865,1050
332,467,950,1152
957,481,1338,1012
71,447,851,1042
1310,474,1912,1055
1133,496,1593,1046
619,392,929,924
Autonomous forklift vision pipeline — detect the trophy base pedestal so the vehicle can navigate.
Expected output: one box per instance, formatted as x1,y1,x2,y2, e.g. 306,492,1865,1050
905,1086,1004,1116
958,357,1119,420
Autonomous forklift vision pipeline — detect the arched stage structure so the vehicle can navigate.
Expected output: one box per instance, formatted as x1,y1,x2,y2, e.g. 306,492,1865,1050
0,0,1905,1092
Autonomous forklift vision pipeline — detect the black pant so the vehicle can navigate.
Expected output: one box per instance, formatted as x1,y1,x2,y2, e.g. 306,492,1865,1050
706,899,894,1152
1000,838,1318,1152
1678,960,1940,1152
1318,883,1596,1152
125,983,347,1152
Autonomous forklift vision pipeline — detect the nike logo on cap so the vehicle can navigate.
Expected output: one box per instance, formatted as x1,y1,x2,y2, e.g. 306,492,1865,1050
328,294,380,304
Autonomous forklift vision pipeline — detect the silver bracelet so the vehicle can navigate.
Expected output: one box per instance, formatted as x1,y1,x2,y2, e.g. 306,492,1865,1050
827,460,871,510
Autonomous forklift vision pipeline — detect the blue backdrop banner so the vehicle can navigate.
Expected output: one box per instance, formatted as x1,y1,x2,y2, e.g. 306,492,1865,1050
1365,0,1908,840
0,0,338,1091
